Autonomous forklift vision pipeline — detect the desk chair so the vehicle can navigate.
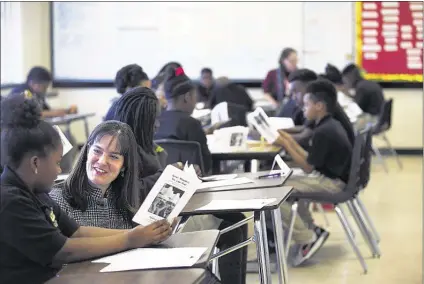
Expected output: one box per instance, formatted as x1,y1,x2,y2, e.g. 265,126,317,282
284,129,380,274
155,139,205,175
372,99,402,172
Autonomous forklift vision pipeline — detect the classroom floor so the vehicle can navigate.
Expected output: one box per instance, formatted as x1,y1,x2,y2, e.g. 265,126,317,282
245,156,423,284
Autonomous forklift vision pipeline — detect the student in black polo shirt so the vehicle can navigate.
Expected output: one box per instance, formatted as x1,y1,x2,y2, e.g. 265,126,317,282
196,67,215,104
282,69,355,148
155,66,213,174
9,66,77,118
155,66,247,284
0,95,172,284
342,63,385,130
274,79,353,266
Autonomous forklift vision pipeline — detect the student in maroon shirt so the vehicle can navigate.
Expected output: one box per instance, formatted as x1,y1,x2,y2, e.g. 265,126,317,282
262,47,298,108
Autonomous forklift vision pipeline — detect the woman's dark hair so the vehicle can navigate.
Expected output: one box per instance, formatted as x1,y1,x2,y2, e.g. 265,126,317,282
105,86,158,155
1,94,61,168
305,79,338,114
151,62,182,90
27,66,52,83
64,121,143,220
279,47,297,63
115,64,149,95
164,66,194,100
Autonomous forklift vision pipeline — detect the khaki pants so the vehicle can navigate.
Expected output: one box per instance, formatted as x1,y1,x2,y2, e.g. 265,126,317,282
354,113,379,132
279,171,345,244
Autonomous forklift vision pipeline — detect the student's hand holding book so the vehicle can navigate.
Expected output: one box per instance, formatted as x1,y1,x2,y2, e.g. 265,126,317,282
127,219,173,248
274,129,292,148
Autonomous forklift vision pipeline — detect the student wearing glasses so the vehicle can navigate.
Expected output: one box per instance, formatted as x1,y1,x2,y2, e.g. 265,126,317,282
0,95,172,284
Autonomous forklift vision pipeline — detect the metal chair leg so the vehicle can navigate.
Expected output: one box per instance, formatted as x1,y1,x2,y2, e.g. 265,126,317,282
338,203,356,239
254,211,271,284
346,201,376,256
372,143,389,173
351,199,381,258
211,247,221,280
356,196,380,243
335,205,368,274
316,203,330,227
285,202,298,258
381,133,403,169
271,209,289,284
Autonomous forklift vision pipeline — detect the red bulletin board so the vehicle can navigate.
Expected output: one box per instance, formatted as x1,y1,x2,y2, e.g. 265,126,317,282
355,1,423,82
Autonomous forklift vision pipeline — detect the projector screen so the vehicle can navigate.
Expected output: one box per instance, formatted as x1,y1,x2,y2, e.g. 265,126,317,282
52,2,304,80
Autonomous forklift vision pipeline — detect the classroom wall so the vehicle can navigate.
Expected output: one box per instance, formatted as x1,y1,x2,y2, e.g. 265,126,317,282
8,2,424,150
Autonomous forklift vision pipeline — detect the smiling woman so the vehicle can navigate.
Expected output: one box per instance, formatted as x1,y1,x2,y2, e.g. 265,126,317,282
50,121,145,229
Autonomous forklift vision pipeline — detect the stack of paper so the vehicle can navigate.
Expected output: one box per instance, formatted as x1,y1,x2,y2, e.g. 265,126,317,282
93,247,207,273
195,198,277,211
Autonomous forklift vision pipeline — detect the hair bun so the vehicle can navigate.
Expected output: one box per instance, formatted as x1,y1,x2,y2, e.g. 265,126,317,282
1,93,42,129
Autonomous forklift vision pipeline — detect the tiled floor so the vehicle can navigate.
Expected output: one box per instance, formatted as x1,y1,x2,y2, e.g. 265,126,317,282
245,156,422,284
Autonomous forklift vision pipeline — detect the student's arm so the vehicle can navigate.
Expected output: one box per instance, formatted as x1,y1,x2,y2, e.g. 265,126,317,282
284,125,305,134
71,226,129,238
291,127,313,143
187,119,213,174
41,109,69,118
0,195,172,265
274,130,314,173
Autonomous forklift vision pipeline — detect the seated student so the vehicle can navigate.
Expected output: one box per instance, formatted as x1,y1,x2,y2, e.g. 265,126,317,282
104,87,170,184
274,79,353,266
0,95,172,284
319,64,363,125
9,66,77,118
283,69,356,148
155,68,247,284
155,66,213,174
208,76,254,112
151,62,183,110
196,68,215,104
342,63,385,130
109,64,151,105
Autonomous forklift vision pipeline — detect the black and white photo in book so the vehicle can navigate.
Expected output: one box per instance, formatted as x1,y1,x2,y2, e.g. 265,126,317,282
230,132,245,147
148,184,185,218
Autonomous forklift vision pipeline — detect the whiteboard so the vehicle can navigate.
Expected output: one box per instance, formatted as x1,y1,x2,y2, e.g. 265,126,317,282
302,2,355,74
52,2,303,80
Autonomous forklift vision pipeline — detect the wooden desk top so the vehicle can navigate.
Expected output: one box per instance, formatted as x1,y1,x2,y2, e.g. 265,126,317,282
47,267,207,284
181,186,293,216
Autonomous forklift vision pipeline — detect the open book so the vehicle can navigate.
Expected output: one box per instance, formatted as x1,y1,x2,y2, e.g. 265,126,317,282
247,107,279,144
133,165,201,226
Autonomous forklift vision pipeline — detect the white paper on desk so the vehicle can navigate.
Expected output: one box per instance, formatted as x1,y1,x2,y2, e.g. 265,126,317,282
291,168,320,177
211,126,249,152
268,117,295,130
197,177,254,190
53,125,73,156
247,107,279,144
200,174,238,182
95,247,207,273
132,165,201,226
211,102,229,125
195,198,277,211
270,154,291,176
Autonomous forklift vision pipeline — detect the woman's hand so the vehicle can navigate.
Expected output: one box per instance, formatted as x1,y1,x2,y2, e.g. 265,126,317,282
127,220,172,248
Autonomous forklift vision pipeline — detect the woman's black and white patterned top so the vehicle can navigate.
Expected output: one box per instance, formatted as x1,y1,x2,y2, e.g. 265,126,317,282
49,183,133,229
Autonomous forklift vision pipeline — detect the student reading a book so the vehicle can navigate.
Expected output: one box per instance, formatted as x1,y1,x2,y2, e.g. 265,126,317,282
273,79,353,266
341,63,385,130
283,69,355,148
196,67,215,104
0,95,173,284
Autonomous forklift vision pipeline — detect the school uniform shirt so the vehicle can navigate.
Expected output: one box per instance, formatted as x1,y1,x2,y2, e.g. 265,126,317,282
353,78,385,116
307,115,352,183
50,183,135,229
208,83,254,111
276,98,305,125
154,110,212,174
9,84,51,111
305,102,356,146
0,166,80,284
